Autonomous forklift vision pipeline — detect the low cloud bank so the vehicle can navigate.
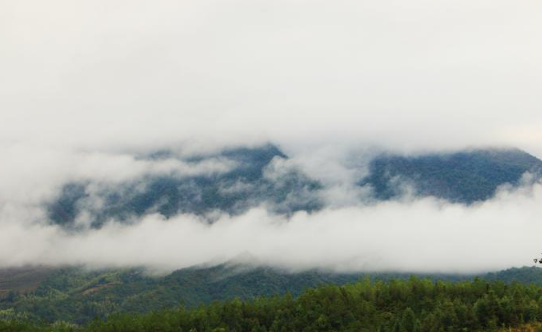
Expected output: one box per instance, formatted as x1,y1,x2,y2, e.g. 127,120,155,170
1,181,540,274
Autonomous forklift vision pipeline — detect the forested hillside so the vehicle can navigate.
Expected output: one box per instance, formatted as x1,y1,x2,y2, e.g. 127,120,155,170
3,276,542,332
48,145,322,229
361,148,542,203
0,265,361,323
2,265,542,324
47,145,542,229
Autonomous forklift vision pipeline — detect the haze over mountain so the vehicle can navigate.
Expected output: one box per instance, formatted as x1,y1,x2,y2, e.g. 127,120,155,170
47,145,542,229
2,0,542,282
0,142,540,274
4,1,542,329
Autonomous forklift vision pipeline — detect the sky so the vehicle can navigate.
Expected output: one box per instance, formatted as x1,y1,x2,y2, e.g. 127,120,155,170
1,0,542,273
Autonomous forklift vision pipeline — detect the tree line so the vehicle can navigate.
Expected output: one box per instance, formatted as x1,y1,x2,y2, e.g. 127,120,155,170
2,276,542,332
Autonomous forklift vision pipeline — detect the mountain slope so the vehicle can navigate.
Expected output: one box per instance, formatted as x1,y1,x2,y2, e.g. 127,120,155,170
48,144,322,228
4,265,542,324
360,148,542,203
5,275,542,332
47,146,542,230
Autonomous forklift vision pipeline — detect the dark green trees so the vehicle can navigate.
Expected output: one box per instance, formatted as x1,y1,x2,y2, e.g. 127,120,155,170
3,277,542,332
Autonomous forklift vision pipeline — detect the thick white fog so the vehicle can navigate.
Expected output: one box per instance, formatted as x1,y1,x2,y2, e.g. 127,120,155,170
1,0,542,273
0,182,541,273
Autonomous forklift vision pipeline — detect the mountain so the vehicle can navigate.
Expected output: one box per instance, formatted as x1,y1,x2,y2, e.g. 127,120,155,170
47,145,542,229
4,273,542,332
1,264,542,324
25,145,542,323
48,144,322,229
360,148,542,203
0,265,364,323
483,266,542,285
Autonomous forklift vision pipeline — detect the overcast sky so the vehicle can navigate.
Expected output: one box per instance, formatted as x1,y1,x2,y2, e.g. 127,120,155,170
1,0,542,154
1,0,542,273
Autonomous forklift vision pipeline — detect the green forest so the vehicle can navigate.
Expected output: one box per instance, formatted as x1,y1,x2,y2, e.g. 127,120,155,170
3,276,542,332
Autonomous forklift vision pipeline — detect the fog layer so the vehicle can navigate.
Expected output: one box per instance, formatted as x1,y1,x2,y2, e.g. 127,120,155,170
1,0,542,273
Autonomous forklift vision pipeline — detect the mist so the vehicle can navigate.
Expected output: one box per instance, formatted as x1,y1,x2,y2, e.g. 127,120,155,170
0,172,540,273
1,0,542,274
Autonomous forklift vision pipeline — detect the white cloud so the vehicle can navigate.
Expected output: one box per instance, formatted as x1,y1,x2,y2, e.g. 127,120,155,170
1,182,541,274
1,0,542,155
0,143,235,229
1,0,542,273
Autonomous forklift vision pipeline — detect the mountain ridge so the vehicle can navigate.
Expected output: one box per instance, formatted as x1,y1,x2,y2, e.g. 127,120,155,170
47,145,542,229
